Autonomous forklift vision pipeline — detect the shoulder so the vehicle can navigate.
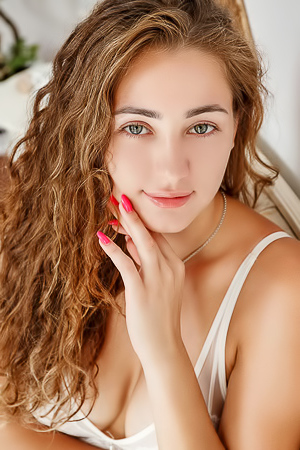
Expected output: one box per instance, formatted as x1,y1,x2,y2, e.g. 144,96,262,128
220,207,300,447
225,196,300,375
243,235,300,357
225,195,300,276
228,218,300,395
231,224,300,346
211,195,300,321
240,229,300,315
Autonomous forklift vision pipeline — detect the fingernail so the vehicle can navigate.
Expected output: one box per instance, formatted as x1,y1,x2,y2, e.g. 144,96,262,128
121,194,133,213
97,231,111,245
110,194,119,206
108,219,119,226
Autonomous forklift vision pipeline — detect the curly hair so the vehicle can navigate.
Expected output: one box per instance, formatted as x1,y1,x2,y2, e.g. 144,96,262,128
0,0,277,429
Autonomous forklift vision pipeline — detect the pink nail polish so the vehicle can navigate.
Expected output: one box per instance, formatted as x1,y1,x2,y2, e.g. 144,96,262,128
108,219,119,226
110,194,119,206
121,194,133,213
97,231,111,245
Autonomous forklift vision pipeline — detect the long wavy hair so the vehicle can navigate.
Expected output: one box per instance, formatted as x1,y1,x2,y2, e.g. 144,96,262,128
0,0,276,429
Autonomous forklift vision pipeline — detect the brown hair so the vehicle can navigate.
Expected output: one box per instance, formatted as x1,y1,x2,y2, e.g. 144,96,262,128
0,0,276,429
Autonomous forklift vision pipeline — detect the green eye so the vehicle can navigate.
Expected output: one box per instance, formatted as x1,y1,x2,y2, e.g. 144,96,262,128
188,123,215,135
121,123,151,137
128,124,144,134
194,124,209,134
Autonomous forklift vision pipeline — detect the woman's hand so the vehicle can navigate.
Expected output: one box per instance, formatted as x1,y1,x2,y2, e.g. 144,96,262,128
98,194,186,368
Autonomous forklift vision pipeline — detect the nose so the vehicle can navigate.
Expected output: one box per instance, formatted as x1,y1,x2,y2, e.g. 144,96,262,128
154,137,190,183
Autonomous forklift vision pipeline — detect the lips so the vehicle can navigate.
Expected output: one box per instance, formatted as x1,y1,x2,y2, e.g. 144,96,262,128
144,191,193,208
145,191,192,198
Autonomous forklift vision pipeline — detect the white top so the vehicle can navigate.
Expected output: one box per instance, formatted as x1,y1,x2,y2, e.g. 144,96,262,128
34,231,291,450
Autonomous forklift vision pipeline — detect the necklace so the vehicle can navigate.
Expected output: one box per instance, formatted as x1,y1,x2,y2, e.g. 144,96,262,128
182,191,227,264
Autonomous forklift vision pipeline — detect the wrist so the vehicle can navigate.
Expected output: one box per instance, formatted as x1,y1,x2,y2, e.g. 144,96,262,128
140,338,189,377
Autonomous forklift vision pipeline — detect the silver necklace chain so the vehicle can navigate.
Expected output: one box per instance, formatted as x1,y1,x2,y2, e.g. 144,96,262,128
182,191,227,264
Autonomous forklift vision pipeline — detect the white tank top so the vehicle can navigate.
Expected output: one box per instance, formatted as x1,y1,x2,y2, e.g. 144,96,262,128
34,231,290,450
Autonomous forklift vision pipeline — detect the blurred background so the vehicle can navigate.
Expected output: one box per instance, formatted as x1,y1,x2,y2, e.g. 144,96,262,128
0,0,299,197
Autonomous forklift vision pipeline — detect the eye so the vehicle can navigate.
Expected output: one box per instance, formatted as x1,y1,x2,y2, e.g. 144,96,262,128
123,123,151,136
188,123,216,135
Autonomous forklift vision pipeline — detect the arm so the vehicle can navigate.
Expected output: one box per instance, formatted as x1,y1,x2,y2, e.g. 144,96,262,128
0,422,103,450
101,195,225,449
142,268,300,450
142,342,224,450
143,241,300,450
218,245,300,449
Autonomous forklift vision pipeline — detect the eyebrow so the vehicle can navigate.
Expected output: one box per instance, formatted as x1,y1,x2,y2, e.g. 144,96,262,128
114,107,161,119
114,104,229,119
186,105,229,117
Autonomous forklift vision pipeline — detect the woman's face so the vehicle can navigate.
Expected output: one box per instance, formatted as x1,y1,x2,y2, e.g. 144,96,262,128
107,48,237,233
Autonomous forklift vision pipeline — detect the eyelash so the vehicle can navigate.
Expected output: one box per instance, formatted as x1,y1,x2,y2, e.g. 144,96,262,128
119,122,218,139
120,123,151,139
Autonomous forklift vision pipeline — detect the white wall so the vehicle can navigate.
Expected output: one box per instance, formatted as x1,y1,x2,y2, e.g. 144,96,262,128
0,0,95,61
0,0,97,154
244,0,300,196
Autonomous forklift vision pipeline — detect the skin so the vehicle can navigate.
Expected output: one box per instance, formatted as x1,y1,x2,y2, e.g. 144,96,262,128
98,49,300,448
106,48,237,259
2,48,300,449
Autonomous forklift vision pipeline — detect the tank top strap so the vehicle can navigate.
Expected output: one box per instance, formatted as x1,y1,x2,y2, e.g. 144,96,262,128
211,231,291,401
194,231,291,377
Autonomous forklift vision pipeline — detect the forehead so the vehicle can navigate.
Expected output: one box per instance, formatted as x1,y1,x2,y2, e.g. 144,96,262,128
113,48,233,113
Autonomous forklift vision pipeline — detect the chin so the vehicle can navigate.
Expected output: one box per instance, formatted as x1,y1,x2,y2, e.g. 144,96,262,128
142,217,191,234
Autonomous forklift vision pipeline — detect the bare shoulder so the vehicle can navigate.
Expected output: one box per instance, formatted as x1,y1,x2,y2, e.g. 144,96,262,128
220,199,300,448
241,219,300,318
229,196,300,350
227,195,300,276
239,231,300,348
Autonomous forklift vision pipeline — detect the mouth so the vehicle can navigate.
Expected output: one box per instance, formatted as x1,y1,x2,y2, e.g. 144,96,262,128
143,191,193,208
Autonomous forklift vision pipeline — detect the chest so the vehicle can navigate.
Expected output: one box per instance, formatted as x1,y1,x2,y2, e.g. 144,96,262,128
81,261,240,439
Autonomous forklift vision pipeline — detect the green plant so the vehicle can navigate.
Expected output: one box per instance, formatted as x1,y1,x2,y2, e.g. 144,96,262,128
0,7,39,81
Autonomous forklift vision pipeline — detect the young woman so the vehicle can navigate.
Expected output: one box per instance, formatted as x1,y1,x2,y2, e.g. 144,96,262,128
1,0,300,449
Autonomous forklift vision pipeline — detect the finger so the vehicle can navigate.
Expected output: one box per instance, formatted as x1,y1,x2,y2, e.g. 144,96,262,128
150,231,184,266
119,195,161,270
97,230,142,293
108,220,127,235
125,235,141,266
119,195,184,277
107,219,141,265
109,195,162,262
109,194,119,206
108,202,119,218
118,222,176,268
110,215,171,264
108,195,120,218
108,202,131,236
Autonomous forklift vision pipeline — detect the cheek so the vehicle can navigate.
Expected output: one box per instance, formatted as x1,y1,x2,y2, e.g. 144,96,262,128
189,135,232,182
107,139,148,191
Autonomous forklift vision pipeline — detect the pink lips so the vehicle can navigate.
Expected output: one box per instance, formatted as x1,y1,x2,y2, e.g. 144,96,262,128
144,192,193,208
